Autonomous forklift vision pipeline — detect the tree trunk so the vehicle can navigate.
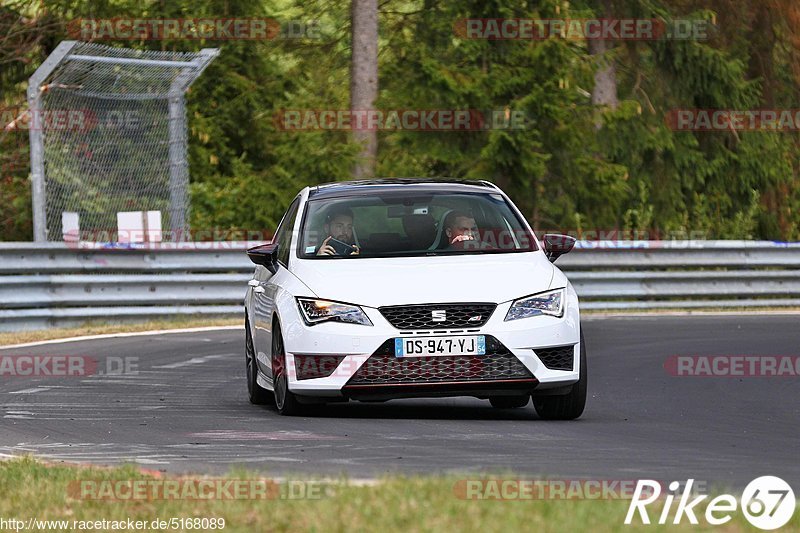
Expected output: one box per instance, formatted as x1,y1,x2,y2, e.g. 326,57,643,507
588,38,619,109
588,0,618,119
351,0,378,178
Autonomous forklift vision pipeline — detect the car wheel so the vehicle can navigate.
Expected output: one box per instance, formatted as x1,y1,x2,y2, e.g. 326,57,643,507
532,330,587,420
271,320,302,416
246,317,272,405
489,395,530,409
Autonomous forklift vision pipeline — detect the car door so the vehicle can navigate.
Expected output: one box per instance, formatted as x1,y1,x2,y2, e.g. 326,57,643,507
253,197,300,383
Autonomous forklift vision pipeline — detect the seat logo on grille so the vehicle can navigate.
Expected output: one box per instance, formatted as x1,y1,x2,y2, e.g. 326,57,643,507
468,315,482,322
431,310,447,322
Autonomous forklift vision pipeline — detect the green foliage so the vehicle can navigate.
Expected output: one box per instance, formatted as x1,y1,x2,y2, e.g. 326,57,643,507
0,0,798,240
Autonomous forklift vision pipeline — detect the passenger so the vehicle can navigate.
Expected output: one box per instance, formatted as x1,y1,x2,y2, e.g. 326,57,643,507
316,206,360,256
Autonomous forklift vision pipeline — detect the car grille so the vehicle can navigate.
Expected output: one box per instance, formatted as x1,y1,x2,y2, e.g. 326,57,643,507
534,345,575,371
345,337,533,385
379,303,496,330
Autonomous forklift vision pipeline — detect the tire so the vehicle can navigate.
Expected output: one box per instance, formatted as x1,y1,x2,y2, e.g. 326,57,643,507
532,330,587,420
271,320,302,416
489,395,530,409
246,317,272,405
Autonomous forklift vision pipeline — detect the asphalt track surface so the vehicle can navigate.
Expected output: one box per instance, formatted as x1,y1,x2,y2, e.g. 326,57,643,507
1,316,797,489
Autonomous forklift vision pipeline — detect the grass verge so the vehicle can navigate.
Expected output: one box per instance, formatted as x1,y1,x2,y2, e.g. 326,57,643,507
0,316,241,347
3,307,800,348
1,457,796,532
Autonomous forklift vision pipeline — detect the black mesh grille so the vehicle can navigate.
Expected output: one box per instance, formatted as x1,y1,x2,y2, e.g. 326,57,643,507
535,345,575,371
345,337,533,385
294,355,346,380
379,303,496,330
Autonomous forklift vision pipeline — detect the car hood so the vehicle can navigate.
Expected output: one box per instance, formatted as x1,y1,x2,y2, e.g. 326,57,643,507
290,252,555,308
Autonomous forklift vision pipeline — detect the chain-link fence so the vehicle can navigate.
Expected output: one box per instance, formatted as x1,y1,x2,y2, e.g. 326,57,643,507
27,41,218,242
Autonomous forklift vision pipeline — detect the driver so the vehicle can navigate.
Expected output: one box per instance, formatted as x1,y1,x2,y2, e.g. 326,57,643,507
444,210,479,248
316,206,360,256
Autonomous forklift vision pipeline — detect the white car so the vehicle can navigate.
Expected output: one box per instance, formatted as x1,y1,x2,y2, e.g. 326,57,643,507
244,179,586,419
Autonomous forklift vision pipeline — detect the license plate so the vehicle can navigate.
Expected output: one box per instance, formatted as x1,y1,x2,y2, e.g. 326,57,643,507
394,336,486,357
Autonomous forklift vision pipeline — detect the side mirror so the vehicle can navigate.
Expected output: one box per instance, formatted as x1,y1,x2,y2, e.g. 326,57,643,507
247,242,279,273
542,234,576,263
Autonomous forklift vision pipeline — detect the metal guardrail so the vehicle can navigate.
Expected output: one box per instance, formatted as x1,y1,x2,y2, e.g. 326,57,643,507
0,243,248,274
1,241,799,330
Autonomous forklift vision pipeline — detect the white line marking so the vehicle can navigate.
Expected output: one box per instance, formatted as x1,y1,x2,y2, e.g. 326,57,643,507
153,354,233,369
0,325,243,351
8,387,52,394
187,430,344,441
133,457,170,465
583,310,800,319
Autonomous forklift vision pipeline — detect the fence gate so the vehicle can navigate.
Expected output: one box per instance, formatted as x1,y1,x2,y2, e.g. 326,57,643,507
27,41,218,242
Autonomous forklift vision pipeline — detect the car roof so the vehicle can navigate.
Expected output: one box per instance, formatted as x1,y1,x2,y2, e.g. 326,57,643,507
307,178,500,199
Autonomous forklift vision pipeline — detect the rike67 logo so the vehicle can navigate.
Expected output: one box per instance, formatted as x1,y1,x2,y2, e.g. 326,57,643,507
625,477,795,530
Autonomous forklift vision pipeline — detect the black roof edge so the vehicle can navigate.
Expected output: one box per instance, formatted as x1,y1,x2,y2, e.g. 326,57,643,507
309,178,500,197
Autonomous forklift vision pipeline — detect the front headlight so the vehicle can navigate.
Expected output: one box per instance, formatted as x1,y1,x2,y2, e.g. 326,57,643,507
297,298,373,326
504,288,565,321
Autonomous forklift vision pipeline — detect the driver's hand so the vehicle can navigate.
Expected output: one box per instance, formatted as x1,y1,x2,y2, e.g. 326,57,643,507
450,234,476,245
350,245,360,256
316,236,336,256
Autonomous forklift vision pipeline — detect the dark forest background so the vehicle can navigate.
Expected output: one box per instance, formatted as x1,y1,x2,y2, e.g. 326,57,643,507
1,0,799,240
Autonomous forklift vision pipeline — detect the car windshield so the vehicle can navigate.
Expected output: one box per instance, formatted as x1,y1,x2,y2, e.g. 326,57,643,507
297,191,538,258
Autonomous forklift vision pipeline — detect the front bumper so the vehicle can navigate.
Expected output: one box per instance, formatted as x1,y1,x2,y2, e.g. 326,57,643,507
282,290,581,399
340,336,539,400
